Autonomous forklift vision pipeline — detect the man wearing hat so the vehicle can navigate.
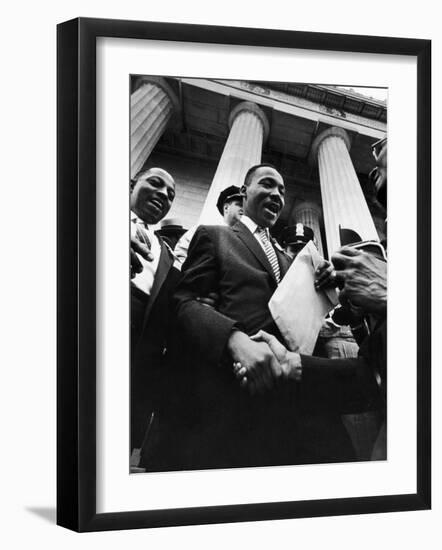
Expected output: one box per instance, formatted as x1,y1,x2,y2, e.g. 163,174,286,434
155,217,187,250
281,222,315,259
174,185,244,265
216,185,244,227
160,164,359,470
130,167,181,469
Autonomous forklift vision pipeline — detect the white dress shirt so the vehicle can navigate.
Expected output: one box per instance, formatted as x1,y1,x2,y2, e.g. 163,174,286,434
173,226,197,267
130,211,161,295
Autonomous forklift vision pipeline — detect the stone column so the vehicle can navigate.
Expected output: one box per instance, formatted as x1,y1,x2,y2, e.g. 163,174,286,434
291,201,324,256
198,101,269,225
311,127,379,256
130,77,180,179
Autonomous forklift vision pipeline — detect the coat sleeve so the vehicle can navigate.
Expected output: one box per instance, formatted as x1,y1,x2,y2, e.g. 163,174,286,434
174,226,238,365
298,353,383,414
297,320,386,414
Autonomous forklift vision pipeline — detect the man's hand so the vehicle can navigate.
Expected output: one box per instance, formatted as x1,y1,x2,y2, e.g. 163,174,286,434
251,330,287,363
314,259,342,290
227,331,281,394
251,331,302,382
331,246,387,317
130,237,153,279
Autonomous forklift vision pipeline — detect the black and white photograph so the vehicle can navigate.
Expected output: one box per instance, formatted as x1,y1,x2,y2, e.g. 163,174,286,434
54,16,431,533
0,0,437,543
129,76,388,473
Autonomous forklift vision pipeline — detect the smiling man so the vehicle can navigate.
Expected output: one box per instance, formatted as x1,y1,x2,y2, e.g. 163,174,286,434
129,167,180,470
153,163,355,471
130,167,176,293
176,164,288,373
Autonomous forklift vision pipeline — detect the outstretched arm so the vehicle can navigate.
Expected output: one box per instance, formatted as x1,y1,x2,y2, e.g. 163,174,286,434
235,330,382,414
174,226,239,364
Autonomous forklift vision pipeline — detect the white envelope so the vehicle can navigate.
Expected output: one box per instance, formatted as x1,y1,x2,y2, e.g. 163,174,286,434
269,241,339,355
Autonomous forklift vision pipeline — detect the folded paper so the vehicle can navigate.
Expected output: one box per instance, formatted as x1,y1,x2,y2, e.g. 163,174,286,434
269,241,339,355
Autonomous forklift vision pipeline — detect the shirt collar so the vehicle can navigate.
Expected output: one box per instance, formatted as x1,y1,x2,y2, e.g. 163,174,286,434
240,215,269,237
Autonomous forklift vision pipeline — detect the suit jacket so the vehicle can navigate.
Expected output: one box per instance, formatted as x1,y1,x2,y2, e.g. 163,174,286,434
160,222,358,470
175,221,292,361
300,322,385,414
130,239,180,450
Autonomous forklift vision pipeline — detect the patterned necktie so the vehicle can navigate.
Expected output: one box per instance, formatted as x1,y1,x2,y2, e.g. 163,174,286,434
256,227,281,283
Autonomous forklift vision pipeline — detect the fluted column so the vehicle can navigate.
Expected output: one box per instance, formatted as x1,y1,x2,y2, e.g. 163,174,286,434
291,201,324,256
198,101,269,225
311,127,379,256
130,77,180,178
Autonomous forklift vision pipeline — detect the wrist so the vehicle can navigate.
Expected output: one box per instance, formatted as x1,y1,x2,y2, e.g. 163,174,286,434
285,352,302,382
227,330,247,355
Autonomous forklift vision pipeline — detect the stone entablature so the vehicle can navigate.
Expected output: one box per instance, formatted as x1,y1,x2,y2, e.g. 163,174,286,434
216,79,387,133
130,76,386,251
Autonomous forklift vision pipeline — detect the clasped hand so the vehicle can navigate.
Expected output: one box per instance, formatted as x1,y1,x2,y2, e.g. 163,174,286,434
314,245,387,317
228,330,301,395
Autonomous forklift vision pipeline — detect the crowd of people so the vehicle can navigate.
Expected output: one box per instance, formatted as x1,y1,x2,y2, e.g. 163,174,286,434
129,136,388,472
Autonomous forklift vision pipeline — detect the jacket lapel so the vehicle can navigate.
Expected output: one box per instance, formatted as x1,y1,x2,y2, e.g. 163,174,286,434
272,239,292,278
233,222,278,283
142,239,173,329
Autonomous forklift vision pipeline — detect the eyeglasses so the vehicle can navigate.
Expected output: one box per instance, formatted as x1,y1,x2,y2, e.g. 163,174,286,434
371,137,387,161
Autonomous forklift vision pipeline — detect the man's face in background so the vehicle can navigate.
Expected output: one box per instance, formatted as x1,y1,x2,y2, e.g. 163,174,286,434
285,242,306,260
370,137,387,209
223,198,243,227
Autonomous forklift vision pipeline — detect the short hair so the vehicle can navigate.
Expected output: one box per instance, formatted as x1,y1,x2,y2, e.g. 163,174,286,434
130,167,174,192
131,167,156,184
130,169,148,192
243,163,279,187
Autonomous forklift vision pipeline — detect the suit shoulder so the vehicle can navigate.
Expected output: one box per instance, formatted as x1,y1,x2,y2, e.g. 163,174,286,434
195,224,232,238
198,224,230,233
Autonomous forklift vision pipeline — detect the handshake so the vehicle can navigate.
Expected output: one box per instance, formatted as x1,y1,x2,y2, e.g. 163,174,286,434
228,330,302,395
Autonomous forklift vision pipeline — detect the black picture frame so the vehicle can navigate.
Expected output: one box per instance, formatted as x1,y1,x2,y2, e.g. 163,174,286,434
57,17,431,532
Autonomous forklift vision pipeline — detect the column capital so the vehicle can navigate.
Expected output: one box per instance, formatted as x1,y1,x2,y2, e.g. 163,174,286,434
132,76,181,114
309,126,351,166
228,101,269,142
130,76,181,178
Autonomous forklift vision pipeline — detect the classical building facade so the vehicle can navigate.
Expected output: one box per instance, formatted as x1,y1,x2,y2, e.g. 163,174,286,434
131,76,387,258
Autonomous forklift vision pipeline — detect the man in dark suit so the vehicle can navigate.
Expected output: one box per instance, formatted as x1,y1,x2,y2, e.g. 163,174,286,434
238,138,388,460
163,164,358,471
129,167,181,470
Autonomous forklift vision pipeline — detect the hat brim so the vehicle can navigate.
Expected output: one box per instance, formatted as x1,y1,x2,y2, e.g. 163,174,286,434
225,194,243,203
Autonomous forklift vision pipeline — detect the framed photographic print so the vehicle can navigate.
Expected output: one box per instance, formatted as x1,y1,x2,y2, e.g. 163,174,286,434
57,17,431,531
